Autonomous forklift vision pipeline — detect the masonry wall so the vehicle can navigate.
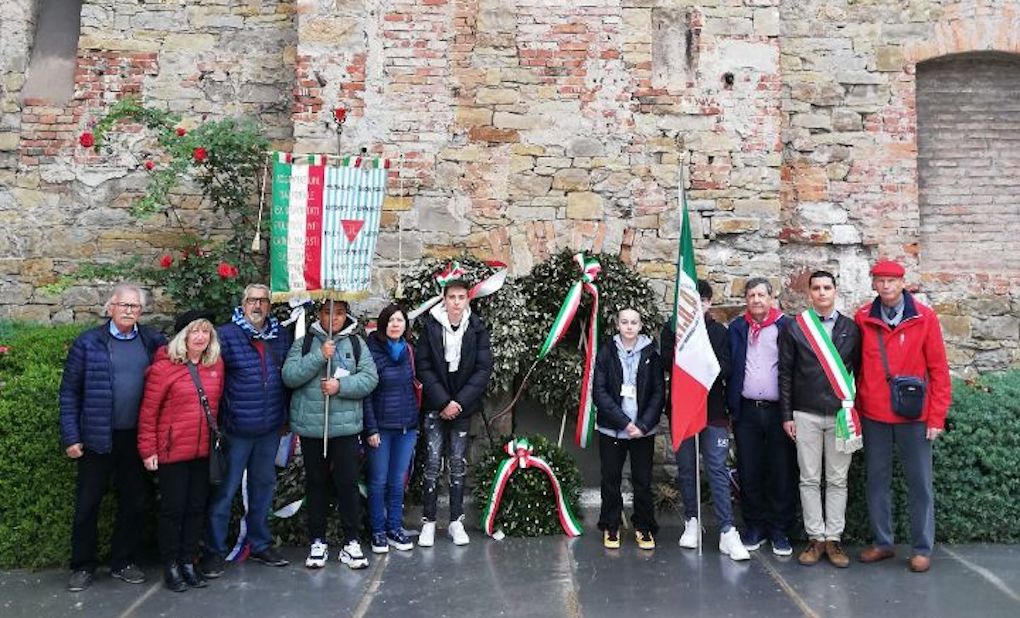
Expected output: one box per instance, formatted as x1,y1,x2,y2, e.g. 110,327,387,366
1,0,1018,374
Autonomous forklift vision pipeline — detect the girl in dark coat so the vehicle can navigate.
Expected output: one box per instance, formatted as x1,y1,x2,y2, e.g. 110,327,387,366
363,304,420,554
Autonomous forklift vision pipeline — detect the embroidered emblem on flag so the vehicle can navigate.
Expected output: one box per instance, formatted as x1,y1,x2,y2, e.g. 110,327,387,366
270,152,388,301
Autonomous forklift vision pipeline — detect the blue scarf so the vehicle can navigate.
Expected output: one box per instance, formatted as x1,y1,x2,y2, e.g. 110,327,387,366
231,306,280,340
387,338,407,363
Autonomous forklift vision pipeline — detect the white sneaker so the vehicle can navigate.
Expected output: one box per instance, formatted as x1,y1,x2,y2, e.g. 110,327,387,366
678,517,699,549
448,516,470,546
419,520,436,547
339,540,369,570
720,528,751,561
304,539,328,568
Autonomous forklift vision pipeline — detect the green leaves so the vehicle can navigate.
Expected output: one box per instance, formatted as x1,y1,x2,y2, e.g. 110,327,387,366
471,434,583,537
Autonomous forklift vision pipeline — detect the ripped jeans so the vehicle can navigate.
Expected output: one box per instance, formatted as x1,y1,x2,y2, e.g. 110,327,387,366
422,411,471,522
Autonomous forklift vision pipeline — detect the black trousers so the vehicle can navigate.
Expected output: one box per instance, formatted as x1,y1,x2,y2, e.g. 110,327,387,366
301,435,361,544
734,400,798,537
157,459,209,565
70,429,147,572
598,433,658,534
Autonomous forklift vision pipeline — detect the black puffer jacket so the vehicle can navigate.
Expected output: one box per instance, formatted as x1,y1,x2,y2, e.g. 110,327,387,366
593,336,664,436
416,313,493,417
778,313,861,421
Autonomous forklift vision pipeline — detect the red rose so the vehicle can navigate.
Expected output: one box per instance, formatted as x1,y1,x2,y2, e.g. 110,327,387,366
217,262,238,279
159,253,173,269
0,345,9,355
145,160,156,171
176,127,187,136
333,107,347,123
79,132,95,148
193,147,207,162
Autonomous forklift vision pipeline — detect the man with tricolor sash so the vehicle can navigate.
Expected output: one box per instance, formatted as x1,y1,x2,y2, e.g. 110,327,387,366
778,270,861,568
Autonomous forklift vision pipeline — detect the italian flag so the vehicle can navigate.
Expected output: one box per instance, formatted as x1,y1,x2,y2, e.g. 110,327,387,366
669,188,720,451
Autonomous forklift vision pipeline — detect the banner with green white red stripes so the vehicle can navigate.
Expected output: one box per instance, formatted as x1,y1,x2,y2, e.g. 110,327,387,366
270,152,389,301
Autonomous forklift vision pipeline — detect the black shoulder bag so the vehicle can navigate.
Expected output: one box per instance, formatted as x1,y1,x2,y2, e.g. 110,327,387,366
187,362,228,485
874,328,926,419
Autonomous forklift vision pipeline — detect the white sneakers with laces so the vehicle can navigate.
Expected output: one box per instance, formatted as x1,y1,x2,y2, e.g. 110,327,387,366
720,527,751,561
418,520,436,547
678,517,699,549
305,539,328,569
339,540,369,570
448,516,470,546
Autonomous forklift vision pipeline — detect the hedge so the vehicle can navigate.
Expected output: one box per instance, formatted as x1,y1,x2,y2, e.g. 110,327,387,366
3,320,1019,568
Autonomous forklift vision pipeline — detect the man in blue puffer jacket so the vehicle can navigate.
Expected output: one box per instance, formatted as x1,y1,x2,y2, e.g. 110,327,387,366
201,284,292,576
60,283,166,592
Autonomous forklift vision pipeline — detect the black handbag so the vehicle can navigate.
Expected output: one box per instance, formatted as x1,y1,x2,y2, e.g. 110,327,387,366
187,362,228,485
875,329,927,419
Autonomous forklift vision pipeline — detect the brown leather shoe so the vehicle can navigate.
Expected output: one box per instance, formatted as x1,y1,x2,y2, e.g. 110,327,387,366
798,540,825,566
859,545,895,563
825,540,850,568
909,554,931,573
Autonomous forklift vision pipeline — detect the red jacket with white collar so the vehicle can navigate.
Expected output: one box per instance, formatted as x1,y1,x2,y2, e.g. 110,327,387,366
853,292,952,428
137,347,225,464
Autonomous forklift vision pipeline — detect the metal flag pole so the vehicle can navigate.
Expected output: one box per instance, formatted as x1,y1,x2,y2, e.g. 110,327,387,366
323,299,334,457
696,433,703,556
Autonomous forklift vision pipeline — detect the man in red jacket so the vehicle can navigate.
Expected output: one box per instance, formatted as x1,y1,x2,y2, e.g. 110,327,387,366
855,260,951,573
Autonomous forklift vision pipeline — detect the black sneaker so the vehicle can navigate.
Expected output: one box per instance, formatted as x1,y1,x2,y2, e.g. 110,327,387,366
68,569,93,592
111,563,146,584
199,553,226,578
250,546,289,567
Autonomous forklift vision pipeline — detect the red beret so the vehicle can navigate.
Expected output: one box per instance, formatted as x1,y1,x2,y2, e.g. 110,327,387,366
870,260,905,278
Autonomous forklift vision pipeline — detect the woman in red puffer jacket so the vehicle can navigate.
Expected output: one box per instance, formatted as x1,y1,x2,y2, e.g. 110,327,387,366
137,310,224,592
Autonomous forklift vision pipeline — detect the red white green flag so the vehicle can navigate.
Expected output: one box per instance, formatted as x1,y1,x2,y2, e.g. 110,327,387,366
270,152,387,301
669,186,720,450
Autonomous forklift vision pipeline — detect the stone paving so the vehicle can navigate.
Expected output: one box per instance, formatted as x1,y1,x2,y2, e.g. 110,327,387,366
3,523,1018,618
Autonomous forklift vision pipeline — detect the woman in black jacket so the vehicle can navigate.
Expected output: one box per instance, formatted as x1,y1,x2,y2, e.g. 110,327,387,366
593,308,664,550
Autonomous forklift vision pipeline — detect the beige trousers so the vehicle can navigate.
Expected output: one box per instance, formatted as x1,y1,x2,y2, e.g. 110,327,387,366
794,411,852,541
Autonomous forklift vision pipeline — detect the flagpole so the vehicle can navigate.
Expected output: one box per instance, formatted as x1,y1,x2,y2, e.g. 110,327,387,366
696,433,703,556
324,299,333,457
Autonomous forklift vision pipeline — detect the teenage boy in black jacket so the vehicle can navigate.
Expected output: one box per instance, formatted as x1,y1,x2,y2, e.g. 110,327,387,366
415,279,493,547
593,308,664,550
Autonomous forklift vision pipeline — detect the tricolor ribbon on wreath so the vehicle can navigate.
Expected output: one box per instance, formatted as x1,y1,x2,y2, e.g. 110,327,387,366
481,439,583,538
536,253,601,448
795,309,864,454
407,260,509,320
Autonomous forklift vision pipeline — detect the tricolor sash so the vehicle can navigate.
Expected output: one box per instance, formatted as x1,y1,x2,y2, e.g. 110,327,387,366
796,310,863,454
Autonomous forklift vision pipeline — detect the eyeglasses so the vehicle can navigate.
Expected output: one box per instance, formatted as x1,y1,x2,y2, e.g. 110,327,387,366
244,298,270,306
112,302,142,312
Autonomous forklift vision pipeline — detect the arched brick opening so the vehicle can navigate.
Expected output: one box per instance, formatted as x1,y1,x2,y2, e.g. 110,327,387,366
915,51,1020,275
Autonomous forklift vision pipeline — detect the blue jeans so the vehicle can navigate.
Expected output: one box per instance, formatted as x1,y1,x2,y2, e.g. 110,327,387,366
367,428,418,535
675,424,735,532
205,432,279,556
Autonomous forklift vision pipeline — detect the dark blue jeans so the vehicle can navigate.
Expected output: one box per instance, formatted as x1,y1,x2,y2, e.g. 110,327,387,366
676,424,736,532
367,428,418,535
205,432,279,556
422,411,470,522
734,400,797,538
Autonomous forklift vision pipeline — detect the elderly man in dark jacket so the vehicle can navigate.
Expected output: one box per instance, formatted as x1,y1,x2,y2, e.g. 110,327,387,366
416,279,493,547
60,283,166,592
201,284,292,576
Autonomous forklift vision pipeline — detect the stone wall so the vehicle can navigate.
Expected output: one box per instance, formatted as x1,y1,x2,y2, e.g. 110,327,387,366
1,0,1018,374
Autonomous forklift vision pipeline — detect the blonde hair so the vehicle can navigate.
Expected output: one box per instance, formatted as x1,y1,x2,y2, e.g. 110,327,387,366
166,319,221,367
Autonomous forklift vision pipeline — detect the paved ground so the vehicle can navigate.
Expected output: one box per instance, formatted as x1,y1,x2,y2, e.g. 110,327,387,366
3,521,1018,618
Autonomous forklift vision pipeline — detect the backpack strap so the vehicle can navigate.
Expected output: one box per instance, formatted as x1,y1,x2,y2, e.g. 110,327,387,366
302,331,361,365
